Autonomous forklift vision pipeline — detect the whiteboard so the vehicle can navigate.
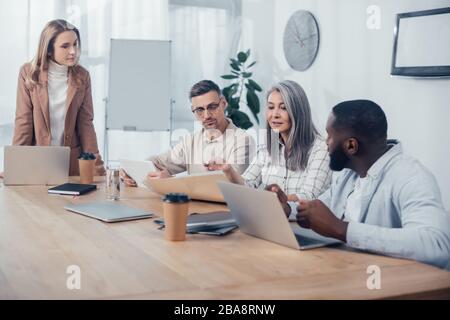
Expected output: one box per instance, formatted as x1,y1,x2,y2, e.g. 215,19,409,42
107,39,171,131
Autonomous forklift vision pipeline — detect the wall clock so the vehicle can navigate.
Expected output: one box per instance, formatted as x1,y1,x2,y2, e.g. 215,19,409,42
283,10,320,71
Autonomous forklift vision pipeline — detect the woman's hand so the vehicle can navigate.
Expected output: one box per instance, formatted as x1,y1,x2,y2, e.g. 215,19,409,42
205,159,245,185
266,184,291,218
287,194,299,202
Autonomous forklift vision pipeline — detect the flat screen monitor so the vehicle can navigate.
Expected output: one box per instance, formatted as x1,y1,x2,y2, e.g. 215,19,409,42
391,7,450,77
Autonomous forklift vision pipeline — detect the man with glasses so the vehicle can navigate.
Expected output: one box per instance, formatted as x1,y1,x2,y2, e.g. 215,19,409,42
122,80,254,184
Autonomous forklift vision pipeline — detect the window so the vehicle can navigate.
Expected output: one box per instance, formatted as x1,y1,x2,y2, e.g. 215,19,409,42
0,0,241,169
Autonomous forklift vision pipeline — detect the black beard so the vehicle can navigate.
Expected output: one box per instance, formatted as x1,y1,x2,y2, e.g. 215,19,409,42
329,145,349,171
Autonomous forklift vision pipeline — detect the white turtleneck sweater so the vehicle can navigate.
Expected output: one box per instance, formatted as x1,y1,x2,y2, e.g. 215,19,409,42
48,60,68,146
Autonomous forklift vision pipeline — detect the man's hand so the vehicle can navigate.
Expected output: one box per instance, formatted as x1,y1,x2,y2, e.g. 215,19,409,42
147,163,171,179
296,199,348,242
120,169,137,187
204,159,231,172
266,184,291,218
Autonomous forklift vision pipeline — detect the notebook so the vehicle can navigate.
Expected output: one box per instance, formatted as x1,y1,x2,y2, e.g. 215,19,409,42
48,183,97,196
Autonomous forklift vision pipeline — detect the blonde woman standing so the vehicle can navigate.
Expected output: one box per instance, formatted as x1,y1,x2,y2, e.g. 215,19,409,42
12,19,105,176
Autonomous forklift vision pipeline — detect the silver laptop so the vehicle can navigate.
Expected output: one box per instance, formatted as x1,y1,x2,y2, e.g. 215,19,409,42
64,201,153,222
3,146,70,185
218,181,341,250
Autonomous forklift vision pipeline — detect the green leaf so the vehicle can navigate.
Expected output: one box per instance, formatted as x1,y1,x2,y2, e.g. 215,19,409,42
227,97,240,110
248,79,262,92
246,89,260,124
223,82,239,102
230,62,241,72
231,70,240,76
222,86,232,99
242,72,253,78
230,83,239,96
230,58,241,65
247,61,257,68
221,74,239,80
223,83,238,97
229,110,253,129
245,49,251,58
237,51,248,63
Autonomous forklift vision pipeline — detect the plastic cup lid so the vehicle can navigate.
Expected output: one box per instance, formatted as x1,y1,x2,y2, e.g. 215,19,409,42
162,192,190,203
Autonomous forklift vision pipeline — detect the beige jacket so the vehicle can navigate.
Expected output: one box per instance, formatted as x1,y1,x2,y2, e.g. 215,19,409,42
13,63,104,176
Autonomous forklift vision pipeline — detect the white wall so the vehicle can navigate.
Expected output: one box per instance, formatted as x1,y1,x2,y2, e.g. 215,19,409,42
241,0,450,209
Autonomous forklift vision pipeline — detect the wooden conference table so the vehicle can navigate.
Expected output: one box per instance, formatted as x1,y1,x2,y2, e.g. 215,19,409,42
0,177,449,300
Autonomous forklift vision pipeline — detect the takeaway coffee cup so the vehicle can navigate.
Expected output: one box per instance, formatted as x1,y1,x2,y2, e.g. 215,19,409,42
79,159,95,184
162,193,190,241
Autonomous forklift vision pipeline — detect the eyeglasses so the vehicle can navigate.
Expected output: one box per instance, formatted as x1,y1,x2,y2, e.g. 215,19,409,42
191,99,222,117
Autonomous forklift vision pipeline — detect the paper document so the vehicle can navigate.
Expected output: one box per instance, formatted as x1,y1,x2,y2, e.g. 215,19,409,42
119,159,156,187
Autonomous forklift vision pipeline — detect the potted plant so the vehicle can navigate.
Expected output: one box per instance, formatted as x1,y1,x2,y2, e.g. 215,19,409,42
221,49,263,129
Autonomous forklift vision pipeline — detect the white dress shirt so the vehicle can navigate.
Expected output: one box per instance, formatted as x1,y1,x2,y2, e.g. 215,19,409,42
47,60,68,146
150,119,255,175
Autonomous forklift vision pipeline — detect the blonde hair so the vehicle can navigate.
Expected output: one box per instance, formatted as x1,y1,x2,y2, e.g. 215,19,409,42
26,19,81,88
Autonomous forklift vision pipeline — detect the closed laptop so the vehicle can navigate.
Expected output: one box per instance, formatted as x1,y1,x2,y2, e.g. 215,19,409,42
64,201,153,222
3,146,70,185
